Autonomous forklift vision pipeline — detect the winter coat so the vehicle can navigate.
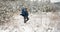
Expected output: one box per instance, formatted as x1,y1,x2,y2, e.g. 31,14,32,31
20,8,28,17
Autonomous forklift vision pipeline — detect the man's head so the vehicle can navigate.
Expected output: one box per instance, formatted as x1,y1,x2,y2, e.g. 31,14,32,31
25,8,27,10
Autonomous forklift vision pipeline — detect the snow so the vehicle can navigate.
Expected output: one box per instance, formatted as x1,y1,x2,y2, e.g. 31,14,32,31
0,12,60,32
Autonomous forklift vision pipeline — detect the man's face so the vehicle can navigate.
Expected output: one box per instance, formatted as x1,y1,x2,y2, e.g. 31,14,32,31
25,8,27,10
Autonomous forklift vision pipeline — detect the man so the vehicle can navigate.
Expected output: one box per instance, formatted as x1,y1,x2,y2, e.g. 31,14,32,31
20,7,29,23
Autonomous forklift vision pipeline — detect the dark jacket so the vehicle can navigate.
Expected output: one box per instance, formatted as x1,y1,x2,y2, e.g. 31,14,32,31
20,8,28,17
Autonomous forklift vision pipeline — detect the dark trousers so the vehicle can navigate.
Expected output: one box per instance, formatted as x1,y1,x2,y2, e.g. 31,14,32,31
24,16,29,23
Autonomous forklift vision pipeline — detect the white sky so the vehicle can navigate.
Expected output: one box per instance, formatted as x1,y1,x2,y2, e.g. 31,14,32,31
51,0,60,3
30,0,60,3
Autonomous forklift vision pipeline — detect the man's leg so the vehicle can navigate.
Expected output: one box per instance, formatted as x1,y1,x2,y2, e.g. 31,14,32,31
24,16,26,23
26,16,29,21
24,16,29,23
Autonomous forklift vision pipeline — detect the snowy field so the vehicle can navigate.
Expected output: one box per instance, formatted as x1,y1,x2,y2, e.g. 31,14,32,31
0,12,60,32
0,0,60,32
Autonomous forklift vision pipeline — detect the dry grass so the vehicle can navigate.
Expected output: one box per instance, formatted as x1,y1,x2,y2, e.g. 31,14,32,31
48,12,60,28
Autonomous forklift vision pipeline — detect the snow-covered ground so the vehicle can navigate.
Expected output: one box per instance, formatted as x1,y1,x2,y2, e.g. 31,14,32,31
0,12,60,32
